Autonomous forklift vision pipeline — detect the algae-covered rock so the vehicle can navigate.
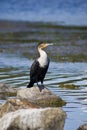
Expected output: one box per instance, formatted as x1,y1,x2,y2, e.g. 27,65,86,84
0,98,40,118
59,83,79,90
0,84,67,130
77,124,87,130
17,86,66,107
0,108,66,130
0,83,17,99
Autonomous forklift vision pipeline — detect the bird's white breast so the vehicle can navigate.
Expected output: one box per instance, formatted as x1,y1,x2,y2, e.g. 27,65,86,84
37,49,48,67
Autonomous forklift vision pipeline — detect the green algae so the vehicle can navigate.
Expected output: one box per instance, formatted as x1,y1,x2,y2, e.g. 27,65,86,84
0,20,87,62
35,98,66,108
59,83,79,90
0,92,17,98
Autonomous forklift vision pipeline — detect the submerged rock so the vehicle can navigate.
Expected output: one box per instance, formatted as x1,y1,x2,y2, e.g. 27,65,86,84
59,83,79,90
0,107,66,130
17,86,66,107
0,98,40,118
77,124,87,130
0,83,17,99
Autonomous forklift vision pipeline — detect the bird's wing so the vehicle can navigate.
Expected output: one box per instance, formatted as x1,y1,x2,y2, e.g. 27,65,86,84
30,60,39,78
42,58,50,76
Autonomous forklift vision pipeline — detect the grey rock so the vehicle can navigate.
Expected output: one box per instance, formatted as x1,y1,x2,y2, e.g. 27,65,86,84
0,83,17,99
77,124,87,130
17,86,66,107
0,98,40,118
0,107,66,130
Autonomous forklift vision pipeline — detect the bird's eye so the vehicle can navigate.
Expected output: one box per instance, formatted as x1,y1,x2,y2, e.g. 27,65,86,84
40,44,44,48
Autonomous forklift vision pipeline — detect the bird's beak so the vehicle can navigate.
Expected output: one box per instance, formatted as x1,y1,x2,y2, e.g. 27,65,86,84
46,43,53,46
40,43,53,49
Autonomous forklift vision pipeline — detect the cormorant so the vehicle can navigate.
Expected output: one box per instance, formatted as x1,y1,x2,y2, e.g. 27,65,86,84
27,42,53,88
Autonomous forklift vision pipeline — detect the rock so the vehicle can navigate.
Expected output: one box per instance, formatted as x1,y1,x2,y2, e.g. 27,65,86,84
0,84,67,130
0,98,40,118
0,107,66,130
59,83,79,90
17,86,66,107
0,83,17,99
0,94,7,100
77,124,87,130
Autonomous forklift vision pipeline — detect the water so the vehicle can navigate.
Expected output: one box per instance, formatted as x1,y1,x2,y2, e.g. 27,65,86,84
0,0,87,26
0,41,87,130
0,20,87,130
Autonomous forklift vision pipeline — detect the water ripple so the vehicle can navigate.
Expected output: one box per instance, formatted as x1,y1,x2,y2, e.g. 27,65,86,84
0,53,87,130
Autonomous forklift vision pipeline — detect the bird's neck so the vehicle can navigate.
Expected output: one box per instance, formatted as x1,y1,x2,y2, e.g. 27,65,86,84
38,48,47,58
37,48,48,67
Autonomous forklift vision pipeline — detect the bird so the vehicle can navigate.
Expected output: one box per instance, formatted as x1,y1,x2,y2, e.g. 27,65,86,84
27,42,53,88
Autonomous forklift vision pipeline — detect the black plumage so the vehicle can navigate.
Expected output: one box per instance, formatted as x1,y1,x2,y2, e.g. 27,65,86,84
27,42,52,88
27,59,49,88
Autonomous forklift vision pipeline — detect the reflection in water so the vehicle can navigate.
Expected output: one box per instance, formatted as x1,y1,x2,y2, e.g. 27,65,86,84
0,52,87,130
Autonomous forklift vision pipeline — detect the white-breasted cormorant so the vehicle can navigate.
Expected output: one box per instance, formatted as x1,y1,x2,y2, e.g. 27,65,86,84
27,42,53,88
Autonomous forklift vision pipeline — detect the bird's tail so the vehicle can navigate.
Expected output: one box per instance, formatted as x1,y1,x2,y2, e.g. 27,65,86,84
27,81,34,88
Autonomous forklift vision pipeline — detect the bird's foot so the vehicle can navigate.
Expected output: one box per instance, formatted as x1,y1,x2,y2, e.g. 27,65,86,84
37,84,45,92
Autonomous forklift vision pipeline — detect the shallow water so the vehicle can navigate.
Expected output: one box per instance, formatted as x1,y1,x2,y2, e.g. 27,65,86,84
0,47,87,130
0,22,87,130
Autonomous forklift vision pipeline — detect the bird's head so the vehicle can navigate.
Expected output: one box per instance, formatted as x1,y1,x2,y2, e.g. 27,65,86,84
38,42,53,49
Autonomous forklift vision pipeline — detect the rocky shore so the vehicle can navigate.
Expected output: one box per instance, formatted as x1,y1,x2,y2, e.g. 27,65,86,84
77,124,87,130
0,83,66,130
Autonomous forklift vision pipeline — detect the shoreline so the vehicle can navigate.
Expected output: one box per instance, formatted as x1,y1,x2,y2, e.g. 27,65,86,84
0,19,87,62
